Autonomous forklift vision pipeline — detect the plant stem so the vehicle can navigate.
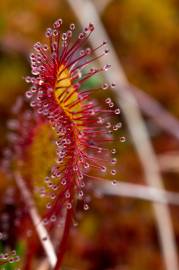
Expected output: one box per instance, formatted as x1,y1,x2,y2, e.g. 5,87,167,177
54,207,73,270
14,172,57,268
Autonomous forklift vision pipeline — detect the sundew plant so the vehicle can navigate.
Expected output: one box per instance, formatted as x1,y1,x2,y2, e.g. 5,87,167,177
1,19,124,270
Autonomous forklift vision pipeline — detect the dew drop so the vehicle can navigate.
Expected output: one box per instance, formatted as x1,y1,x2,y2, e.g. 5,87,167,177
79,32,85,39
25,76,31,83
105,97,111,104
89,23,94,31
61,179,67,185
52,184,58,190
65,190,71,199
80,50,85,56
25,91,32,99
81,181,85,188
102,83,109,90
84,163,89,169
31,86,37,92
43,44,48,51
45,28,53,37
53,18,63,28
45,177,50,183
120,136,126,143
115,108,120,115
97,117,104,124
103,64,111,71
32,69,39,75
43,218,49,225
53,29,58,36
109,102,114,108
9,258,14,263
50,193,56,200
70,23,75,31
116,122,122,128
33,41,42,51
67,202,72,209
79,190,84,197
111,158,117,165
86,48,92,55
101,166,107,173
84,204,89,211
30,101,36,107
12,250,16,256
111,169,116,176
111,82,116,88
50,215,57,222
46,203,52,209
38,79,44,86
62,33,67,40
90,68,96,74
113,125,118,131
48,182,53,188
106,122,111,129
79,173,84,180
112,180,117,185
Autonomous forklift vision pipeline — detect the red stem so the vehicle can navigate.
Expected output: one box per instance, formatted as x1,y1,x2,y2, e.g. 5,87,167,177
23,236,37,270
54,206,73,270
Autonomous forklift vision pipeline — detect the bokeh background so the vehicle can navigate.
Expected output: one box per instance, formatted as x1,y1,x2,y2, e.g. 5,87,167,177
1,0,179,269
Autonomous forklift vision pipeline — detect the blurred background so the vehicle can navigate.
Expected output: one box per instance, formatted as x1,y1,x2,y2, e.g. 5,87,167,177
1,0,179,269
